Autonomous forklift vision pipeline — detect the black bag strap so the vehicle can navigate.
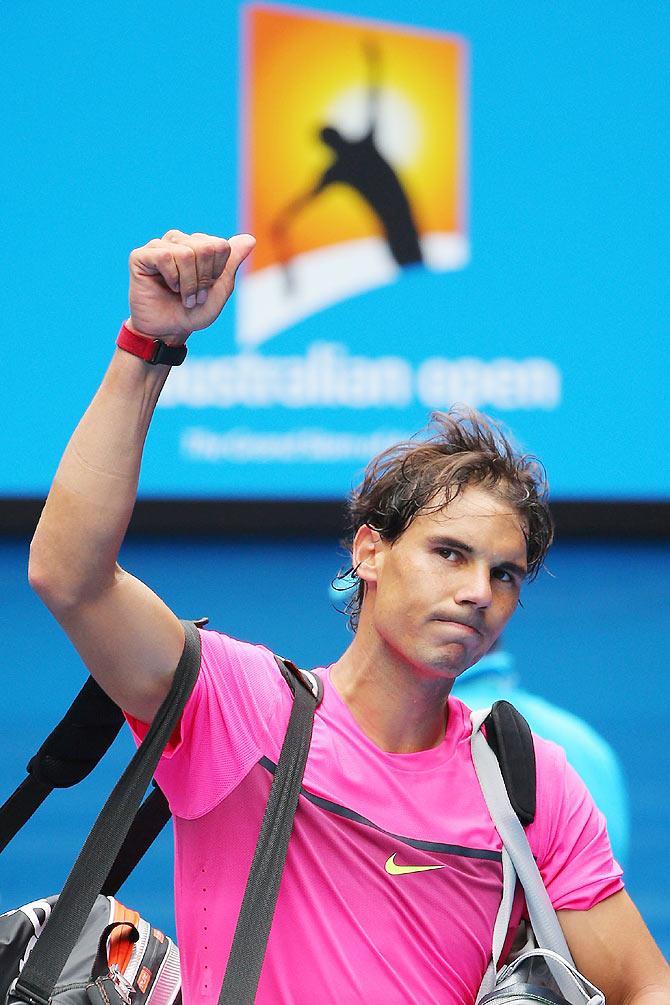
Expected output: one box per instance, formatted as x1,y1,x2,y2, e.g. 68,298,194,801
13,619,202,1005
100,784,172,895
0,689,176,896
217,656,321,1005
483,700,536,826
0,676,125,854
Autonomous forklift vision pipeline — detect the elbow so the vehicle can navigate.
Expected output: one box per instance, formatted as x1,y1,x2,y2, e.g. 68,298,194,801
28,539,87,615
28,542,67,612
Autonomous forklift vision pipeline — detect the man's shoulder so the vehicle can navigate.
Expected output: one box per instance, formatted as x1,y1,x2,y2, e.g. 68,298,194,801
199,626,281,672
198,627,330,723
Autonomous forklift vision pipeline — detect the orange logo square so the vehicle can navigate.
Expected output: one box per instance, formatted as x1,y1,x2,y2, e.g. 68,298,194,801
238,4,468,347
137,966,152,994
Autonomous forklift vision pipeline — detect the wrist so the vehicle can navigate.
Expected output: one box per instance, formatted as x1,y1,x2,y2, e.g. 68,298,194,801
125,318,189,344
117,321,187,366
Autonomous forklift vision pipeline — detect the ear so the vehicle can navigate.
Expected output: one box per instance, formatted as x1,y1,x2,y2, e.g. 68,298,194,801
352,525,382,585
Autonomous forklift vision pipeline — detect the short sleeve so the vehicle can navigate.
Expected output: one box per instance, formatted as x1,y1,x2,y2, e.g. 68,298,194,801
125,628,287,819
527,735,624,911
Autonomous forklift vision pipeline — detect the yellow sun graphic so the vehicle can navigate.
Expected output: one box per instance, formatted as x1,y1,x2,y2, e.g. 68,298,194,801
242,5,467,273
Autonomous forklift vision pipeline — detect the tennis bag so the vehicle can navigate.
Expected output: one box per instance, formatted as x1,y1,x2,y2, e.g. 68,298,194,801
0,621,204,1005
0,895,180,1005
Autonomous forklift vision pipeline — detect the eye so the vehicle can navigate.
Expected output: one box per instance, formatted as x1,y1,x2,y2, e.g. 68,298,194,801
437,547,461,562
492,567,521,586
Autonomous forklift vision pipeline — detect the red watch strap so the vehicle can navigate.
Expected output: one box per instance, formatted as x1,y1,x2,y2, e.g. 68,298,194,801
116,323,187,366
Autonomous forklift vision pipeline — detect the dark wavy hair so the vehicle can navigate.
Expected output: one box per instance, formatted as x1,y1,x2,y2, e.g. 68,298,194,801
337,408,553,631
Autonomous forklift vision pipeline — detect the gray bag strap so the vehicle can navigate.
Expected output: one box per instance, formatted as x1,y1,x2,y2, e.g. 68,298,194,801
470,706,573,964
478,845,518,997
470,706,590,1004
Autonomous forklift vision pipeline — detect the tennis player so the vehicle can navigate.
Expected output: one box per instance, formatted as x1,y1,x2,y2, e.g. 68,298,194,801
29,230,670,1005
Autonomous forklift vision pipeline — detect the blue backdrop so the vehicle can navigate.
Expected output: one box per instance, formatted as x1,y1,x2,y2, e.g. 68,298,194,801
1,0,668,500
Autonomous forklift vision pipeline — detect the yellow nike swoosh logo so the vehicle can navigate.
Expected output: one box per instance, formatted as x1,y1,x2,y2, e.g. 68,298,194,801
384,853,446,876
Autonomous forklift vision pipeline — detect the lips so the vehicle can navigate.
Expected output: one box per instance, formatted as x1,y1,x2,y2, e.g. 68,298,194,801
433,617,481,635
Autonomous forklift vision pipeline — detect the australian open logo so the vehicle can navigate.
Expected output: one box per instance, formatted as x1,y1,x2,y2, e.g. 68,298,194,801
237,4,469,348
163,4,561,468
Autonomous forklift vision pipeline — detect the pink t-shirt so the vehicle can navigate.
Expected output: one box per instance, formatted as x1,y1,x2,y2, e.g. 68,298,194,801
128,629,623,1005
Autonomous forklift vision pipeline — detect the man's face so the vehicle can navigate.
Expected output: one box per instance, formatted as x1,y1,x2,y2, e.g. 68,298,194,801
356,484,529,680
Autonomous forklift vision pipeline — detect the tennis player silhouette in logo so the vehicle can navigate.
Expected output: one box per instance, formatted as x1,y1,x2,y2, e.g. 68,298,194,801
272,39,423,291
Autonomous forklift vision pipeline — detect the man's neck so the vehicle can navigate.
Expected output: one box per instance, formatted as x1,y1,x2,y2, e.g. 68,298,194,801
329,631,453,754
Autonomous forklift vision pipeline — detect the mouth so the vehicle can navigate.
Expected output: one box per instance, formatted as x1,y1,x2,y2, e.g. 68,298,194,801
433,617,482,636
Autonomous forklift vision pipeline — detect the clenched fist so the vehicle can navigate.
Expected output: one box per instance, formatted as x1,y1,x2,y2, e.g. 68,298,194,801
128,230,255,342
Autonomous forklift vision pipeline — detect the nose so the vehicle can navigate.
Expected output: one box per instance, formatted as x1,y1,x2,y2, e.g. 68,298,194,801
454,564,493,609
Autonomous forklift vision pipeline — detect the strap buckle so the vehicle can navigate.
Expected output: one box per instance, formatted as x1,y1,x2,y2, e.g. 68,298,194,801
12,981,51,1005
149,339,187,366
274,656,323,705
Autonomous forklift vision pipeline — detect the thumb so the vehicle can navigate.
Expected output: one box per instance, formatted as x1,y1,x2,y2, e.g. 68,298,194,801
226,233,256,278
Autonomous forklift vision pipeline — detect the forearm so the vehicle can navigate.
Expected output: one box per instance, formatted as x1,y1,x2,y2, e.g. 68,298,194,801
29,346,170,610
560,894,670,1005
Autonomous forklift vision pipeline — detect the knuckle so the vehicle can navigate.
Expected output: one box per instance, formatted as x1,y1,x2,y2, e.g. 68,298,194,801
174,244,196,262
197,260,215,280
213,246,229,264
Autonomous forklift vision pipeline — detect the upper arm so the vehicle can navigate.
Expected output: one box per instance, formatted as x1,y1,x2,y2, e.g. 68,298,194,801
558,890,670,1005
127,629,289,819
56,565,186,723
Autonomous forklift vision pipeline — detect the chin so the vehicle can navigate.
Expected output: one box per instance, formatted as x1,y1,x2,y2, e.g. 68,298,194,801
423,650,472,680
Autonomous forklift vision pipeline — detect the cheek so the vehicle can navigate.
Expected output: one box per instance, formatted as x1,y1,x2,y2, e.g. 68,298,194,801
494,591,520,625
377,571,426,626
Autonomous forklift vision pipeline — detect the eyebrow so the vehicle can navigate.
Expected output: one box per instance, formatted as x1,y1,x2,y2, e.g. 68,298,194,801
427,535,528,580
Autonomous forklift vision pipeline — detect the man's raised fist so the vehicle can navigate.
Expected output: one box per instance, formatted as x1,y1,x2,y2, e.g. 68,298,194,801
128,230,255,342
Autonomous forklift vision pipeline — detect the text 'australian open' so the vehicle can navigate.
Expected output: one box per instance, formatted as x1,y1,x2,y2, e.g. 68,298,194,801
159,343,561,411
